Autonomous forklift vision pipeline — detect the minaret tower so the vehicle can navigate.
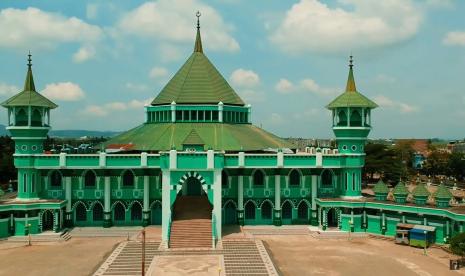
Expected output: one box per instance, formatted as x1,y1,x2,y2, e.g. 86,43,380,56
326,56,377,197
1,53,57,199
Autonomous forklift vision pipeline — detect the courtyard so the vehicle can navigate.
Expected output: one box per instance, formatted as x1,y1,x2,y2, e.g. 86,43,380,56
0,227,463,276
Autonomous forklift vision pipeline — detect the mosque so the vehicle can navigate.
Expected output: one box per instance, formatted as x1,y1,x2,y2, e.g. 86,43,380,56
0,15,463,248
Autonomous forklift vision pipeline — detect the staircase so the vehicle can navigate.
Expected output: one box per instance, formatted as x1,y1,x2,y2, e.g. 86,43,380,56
7,230,71,243
169,195,212,248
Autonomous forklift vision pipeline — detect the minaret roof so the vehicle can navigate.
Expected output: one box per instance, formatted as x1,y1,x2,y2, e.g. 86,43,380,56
151,13,244,106
326,56,377,110
1,53,57,109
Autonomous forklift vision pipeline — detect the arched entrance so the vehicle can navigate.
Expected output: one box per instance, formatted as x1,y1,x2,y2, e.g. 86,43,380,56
151,202,162,225
327,208,338,228
223,201,237,225
186,177,202,196
42,210,54,231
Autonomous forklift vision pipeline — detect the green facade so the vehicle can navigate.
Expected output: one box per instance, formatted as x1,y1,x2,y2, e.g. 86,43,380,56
1,20,464,248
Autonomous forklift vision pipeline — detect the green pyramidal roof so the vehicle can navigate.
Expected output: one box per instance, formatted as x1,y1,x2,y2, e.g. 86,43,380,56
434,184,452,199
412,183,430,197
326,57,377,110
183,129,205,145
104,123,293,152
393,181,409,195
1,55,57,109
151,22,244,106
373,180,389,194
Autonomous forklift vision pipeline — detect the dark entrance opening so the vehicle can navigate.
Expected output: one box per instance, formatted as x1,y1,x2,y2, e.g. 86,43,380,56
42,210,54,231
224,201,237,225
327,208,338,228
151,202,162,225
186,177,202,196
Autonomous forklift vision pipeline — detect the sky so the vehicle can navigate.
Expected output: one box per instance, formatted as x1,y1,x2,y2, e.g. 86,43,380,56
0,0,464,139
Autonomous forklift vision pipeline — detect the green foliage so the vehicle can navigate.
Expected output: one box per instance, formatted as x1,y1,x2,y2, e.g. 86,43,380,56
0,136,15,183
364,143,402,184
421,150,450,177
450,232,465,256
448,152,465,180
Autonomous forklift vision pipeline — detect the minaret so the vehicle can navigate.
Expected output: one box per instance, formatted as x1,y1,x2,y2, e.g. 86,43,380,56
326,56,377,198
1,53,57,199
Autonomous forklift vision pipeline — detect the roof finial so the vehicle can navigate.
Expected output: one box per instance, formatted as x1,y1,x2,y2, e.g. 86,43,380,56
196,11,201,29
349,54,353,69
194,11,203,53
27,51,32,69
345,54,356,92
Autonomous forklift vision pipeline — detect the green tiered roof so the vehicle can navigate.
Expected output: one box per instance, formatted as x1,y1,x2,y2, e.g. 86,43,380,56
151,17,244,106
104,123,293,152
393,181,409,195
1,54,57,109
434,184,453,199
373,180,389,194
326,56,377,110
412,183,430,197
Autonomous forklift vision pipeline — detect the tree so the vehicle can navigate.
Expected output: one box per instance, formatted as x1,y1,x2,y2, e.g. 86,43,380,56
450,232,465,257
364,143,402,184
393,140,415,179
448,152,465,181
422,150,450,177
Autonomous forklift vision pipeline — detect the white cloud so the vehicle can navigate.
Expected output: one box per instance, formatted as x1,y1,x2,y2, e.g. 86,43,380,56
275,78,294,94
86,4,98,20
0,7,103,50
72,45,96,63
81,98,152,117
41,82,85,101
125,82,149,92
270,0,422,53
374,95,418,114
229,69,260,88
0,82,19,97
300,78,339,97
236,89,265,103
443,31,465,46
149,66,169,79
118,0,239,52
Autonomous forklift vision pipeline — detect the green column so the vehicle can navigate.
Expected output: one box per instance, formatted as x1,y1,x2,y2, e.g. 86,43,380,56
142,175,150,226
237,175,244,226
273,172,282,226
64,176,73,227
310,175,318,226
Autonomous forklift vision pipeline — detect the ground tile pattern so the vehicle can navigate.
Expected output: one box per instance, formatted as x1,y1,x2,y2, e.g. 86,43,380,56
147,255,225,276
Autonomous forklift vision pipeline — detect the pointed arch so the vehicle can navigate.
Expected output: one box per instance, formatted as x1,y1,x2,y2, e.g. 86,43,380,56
350,109,362,126
149,200,162,209
131,201,142,221
122,169,135,187
111,200,128,211
244,200,256,220
337,110,347,126
222,199,237,209
282,200,293,220
72,200,89,211
31,108,42,126
321,169,334,187
289,169,302,186
297,200,309,220
260,200,273,220
49,170,62,188
113,201,126,221
83,170,97,187
91,201,104,221
252,169,265,186
74,202,87,222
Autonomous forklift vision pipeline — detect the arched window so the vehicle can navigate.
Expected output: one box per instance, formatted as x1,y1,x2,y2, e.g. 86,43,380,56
245,201,255,220
337,110,347,126
253,170,265,186
84,171,96,187
321,170,333,186
222,171,228,187
350,110,362,126
16,109,28,126
75,203,87,221
298,201,309,220
50,171,62,187
123,170,134,187
282,201,292,220
131,203,142,221
114,203,125,221
261,201,272,220
289,170,300,186
364,110,369,126
31,109,42,126
93,203,103,221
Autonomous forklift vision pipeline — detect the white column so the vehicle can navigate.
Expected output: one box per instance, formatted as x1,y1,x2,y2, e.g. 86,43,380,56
213,170,222,245
143,176,149,212
104,177,110,213
65,177,72,213
238,176,244,210
161,170,171,242
275,175,281,210
218,102,224,123
171,101,176,123
28,106,31,126
311,175,317,211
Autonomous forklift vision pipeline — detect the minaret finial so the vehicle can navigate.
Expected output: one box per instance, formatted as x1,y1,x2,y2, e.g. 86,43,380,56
194,11,203,53
345,54,356,92
27,51,32,69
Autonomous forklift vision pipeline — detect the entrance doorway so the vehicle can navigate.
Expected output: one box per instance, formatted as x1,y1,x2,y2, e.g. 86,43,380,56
224,201,237,225
186,176,202,196
327,208,338,228
42,210,54,231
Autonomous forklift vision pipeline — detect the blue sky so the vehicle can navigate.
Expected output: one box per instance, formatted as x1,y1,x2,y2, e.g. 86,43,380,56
0,0,464,139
